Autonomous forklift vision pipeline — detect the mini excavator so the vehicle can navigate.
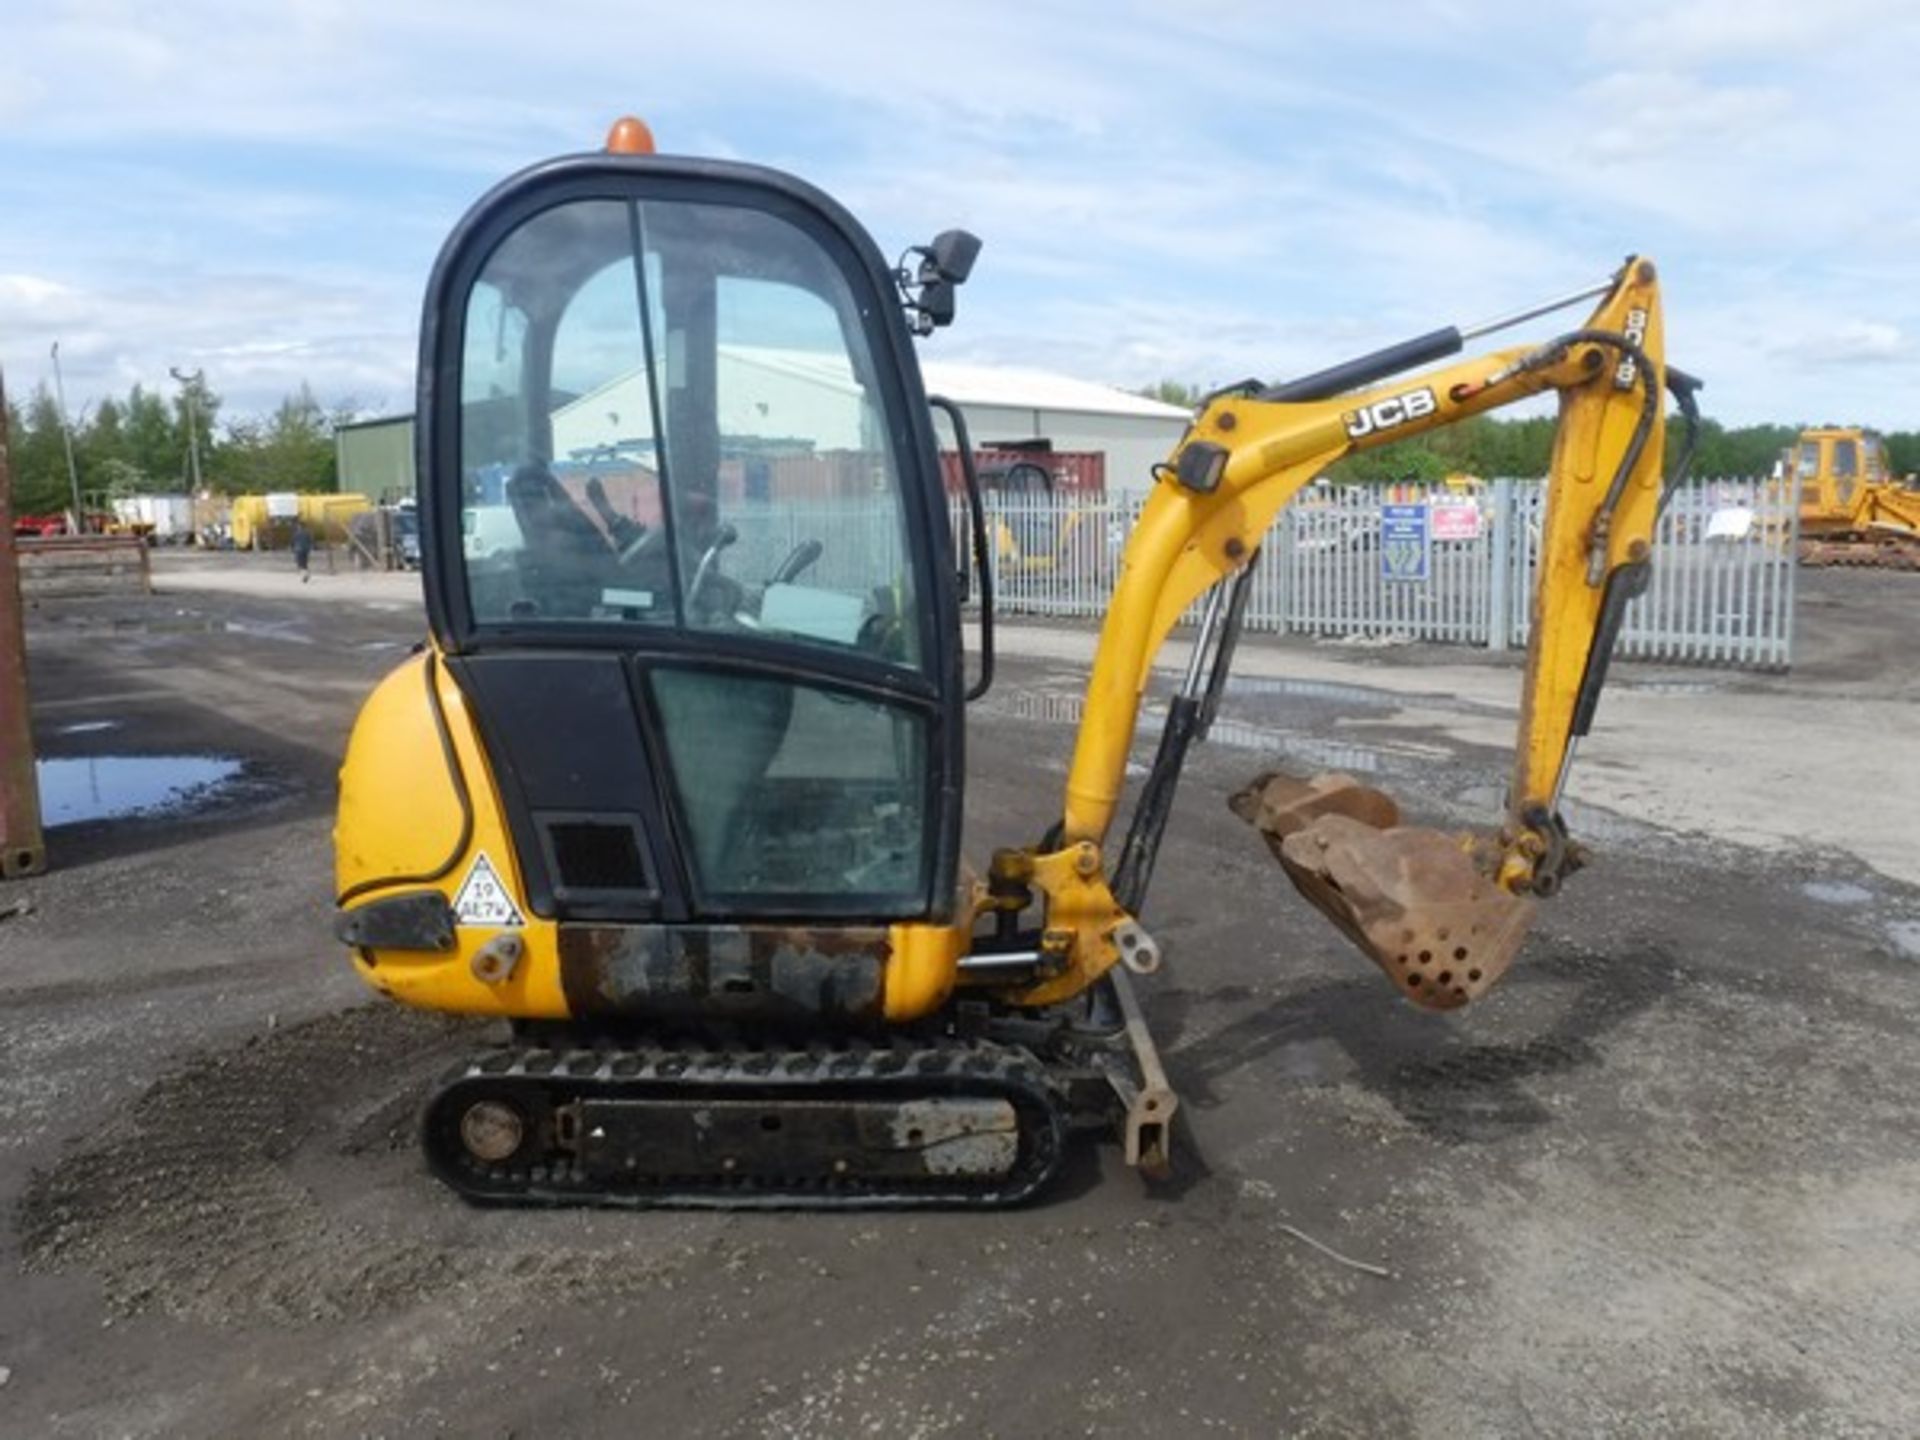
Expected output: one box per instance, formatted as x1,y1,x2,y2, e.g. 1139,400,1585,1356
333,118,1699,1207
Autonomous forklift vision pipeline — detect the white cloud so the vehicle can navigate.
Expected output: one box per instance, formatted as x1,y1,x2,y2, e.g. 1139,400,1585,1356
0,0,1916,429
1601,0,1920,65
1771,320,1908,367
0,266,414,417
0,275,81,310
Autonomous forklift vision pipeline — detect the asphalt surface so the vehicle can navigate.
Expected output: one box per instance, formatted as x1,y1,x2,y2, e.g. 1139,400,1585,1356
2,555,1918,1437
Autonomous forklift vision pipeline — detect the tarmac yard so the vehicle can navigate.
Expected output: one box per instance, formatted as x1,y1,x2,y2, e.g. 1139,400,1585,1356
4,556,1920,1437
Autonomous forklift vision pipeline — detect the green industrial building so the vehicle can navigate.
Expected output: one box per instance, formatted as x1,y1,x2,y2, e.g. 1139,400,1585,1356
333,414,416,502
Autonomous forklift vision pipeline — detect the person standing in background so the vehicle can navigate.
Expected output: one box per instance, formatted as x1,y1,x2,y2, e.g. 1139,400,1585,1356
292,519,313,584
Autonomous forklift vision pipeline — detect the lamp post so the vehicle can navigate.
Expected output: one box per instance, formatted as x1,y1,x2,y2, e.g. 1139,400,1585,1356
169,366,205,493
48,342,84,532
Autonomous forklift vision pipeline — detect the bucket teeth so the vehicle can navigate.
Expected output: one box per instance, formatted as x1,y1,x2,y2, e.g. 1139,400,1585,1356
1232,772,1536,1011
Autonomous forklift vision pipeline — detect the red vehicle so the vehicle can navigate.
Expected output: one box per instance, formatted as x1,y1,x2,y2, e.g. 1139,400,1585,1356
937,445,1104,499
11,511,116,539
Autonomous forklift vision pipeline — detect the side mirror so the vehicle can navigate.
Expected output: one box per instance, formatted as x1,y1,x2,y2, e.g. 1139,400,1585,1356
917,279,958,329
922,229,980,285
898,229,981,335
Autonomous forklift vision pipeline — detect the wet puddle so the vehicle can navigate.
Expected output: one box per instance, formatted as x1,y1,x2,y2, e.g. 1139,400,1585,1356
983,686,1450,779
1554,796,1658,846
984,661,1514,794
1192,712,1452,771
1885,921,1920,961
986,689,1087,728
78,612,314,645
1184,715,1412,774
1219,675,1398,710
1802,880,1875,907
1452,786,1658,846
1619,679,1722,696
36,755,245,826
222,619,314,645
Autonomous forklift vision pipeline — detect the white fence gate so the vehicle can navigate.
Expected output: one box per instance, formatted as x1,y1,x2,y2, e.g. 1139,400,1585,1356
953,477,1797,670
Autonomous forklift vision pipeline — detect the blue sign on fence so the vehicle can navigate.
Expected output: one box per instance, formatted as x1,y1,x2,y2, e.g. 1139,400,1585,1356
1380,503,1430,582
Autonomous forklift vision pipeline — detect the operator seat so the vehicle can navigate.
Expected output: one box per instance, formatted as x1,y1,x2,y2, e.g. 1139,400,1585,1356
505,461,617,617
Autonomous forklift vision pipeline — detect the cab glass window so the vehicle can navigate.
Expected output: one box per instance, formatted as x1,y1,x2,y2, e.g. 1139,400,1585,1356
457,195,922,671
1832,438,1859,505
649,668,928,905
1864,436,1888,481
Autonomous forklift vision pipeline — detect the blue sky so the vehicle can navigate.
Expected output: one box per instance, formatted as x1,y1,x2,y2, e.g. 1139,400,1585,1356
3,0,1917,430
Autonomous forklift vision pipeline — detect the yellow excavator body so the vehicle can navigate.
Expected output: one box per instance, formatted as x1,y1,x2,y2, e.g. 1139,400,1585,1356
330,117,1696,1206
336,651,984,1025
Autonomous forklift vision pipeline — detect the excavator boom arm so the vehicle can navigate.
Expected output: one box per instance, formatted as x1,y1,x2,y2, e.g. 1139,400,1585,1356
1020,258,1675,1010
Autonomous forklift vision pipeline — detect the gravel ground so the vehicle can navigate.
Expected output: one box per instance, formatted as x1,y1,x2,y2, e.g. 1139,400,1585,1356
2,555,1917,1437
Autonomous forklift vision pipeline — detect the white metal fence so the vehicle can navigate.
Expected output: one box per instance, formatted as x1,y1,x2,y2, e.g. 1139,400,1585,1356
950,477,1797,670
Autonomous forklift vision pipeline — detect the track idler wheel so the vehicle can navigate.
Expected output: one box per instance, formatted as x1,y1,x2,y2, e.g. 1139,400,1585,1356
458,1099,529,1164
1230,771,1537,1010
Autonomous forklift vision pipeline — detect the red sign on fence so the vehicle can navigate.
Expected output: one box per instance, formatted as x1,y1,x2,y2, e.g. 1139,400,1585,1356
1430,499,1483,542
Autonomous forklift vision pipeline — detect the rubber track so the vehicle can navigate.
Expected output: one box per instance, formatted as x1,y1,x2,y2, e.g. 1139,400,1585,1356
421,1036,1070,1210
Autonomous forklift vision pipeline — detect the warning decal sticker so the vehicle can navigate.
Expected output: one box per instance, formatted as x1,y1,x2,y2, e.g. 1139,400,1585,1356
451,852,525,927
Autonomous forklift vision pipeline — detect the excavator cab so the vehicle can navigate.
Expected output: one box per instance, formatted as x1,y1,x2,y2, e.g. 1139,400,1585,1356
337,138,1112,1207
417,156,969,932
1792,427,1884,518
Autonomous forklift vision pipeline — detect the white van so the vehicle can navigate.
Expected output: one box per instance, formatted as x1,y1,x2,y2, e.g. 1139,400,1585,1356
463,504,522,561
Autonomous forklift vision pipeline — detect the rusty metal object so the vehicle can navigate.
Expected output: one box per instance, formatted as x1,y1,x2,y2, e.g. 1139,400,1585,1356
0,375,46,881
1106,967,1178,1178
1798,535,1920,570
1229,770,1401,839
1233,772,1537,1011
16,534,152,598
557,923,888,1022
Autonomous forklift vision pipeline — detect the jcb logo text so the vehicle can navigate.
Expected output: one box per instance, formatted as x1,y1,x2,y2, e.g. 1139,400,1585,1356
1615,307,1649,390
1345,387,1438,440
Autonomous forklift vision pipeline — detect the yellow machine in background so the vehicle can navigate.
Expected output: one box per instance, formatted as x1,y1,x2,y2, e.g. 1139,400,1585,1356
1787,426,1920,568
972,455,1101,583
230,492,372,550
332,118,1699,1207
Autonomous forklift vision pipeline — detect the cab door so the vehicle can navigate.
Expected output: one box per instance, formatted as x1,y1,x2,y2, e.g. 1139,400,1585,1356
417,160,965,928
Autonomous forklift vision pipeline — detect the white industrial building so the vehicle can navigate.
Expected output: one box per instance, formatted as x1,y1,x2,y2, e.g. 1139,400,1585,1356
548,352,1190,497
916,360,1192,495
340,361,1191,501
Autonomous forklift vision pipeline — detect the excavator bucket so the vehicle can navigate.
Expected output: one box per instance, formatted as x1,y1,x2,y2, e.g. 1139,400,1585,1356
1229,772,1536,1010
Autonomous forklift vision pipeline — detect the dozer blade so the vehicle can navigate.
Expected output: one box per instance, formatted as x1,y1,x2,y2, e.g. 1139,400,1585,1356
1231,771,1536,1011
1799,535,1920,570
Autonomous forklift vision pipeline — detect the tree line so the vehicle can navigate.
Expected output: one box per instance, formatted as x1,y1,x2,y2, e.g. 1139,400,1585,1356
2,375,354,518
1136,380,1920,482
10,370,1913,519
